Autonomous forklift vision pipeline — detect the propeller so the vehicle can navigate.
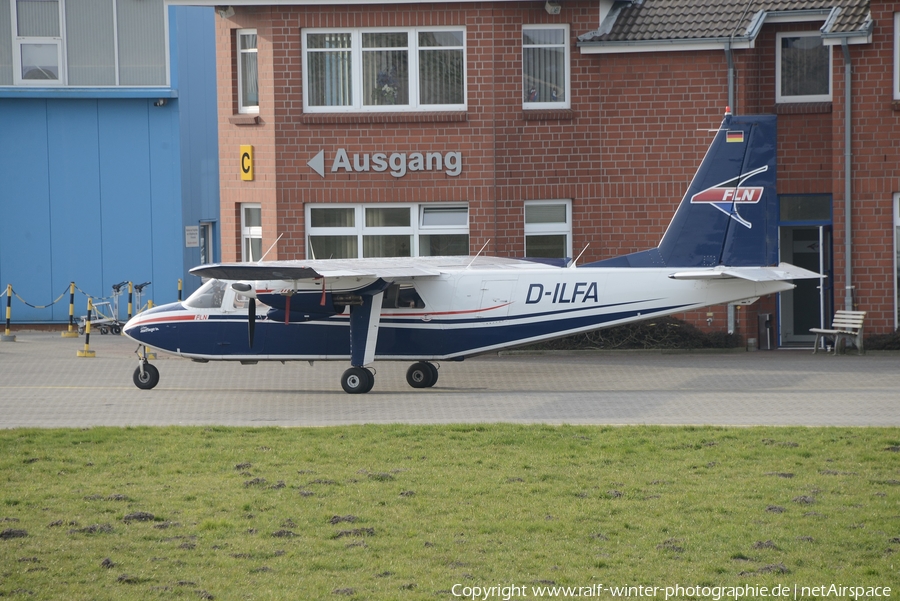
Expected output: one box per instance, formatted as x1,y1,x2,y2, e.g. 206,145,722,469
232,283,257,348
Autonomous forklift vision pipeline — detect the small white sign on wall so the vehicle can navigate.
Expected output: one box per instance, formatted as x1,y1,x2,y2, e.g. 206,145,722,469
185,225,200,248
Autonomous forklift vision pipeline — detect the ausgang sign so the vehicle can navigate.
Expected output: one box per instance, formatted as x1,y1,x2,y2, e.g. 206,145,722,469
307,149,462,179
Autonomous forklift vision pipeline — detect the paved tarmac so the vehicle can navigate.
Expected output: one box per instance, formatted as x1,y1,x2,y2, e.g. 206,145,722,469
0,331,897,428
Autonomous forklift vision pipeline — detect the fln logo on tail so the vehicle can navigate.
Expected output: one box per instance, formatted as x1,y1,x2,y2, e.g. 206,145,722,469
690,165,768,229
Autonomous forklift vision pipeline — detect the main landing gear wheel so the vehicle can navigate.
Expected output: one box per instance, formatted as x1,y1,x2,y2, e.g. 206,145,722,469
133,362,160,390
341,366,374,394
406,361,438,389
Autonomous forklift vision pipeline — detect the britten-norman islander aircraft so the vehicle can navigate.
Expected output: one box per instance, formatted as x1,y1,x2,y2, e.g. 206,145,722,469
124,110,819,394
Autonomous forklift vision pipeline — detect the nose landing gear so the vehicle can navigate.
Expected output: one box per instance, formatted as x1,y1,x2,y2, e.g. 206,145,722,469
132,346,160,390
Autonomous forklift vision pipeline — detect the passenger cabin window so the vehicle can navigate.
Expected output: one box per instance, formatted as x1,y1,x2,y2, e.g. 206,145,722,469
381,284,425,309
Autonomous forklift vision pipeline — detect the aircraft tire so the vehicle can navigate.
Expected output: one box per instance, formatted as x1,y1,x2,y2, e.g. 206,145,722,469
133,363,160,390
342,367,374,394
406,362,436,389
425,362,438,387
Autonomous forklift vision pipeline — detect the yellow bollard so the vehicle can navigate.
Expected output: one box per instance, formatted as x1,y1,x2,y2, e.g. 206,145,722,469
61,282,79,338
76,298,96,357
1,284,15,342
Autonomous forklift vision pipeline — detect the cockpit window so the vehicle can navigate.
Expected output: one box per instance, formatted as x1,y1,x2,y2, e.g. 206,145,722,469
184,280,228,309
382,284,426,309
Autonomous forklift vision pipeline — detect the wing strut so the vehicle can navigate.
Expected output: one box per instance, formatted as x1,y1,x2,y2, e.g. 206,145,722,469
349,290,385,367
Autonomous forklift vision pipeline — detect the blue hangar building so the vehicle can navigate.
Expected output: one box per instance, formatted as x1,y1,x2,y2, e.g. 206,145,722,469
0,1,219,324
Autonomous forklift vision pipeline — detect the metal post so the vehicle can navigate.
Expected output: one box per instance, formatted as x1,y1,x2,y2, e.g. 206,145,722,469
61,282,79,338
1,284,15,342
127,281,134,321
77,298,96,357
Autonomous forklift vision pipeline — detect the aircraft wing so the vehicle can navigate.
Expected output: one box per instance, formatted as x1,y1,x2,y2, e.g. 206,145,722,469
190,259,443,281
668,262,822,282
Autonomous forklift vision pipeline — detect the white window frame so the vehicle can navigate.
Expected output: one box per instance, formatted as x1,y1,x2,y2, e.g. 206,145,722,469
894,13,900,100
11,0,64,85
776,30,832,103
5,0,170,88
894,193,900,329
306,203,469,258
199,222,215,265
241,203,262,262
524,199,572,260
237,29,258,114
522,24,570,110
301,26,467,113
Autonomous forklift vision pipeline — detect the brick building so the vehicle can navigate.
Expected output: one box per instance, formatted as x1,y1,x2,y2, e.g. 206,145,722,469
184,0,898,347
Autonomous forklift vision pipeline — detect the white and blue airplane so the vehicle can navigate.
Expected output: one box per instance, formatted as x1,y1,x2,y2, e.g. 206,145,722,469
124,110,819,394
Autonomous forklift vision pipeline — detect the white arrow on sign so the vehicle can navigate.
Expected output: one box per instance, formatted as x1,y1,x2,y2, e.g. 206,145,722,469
308,150,325,178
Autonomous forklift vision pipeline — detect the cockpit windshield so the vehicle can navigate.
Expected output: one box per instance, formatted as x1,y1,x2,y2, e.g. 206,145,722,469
184,280,229,309
185,280,268,312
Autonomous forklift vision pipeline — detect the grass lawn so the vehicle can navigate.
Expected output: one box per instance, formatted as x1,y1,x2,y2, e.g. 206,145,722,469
1,425,898,600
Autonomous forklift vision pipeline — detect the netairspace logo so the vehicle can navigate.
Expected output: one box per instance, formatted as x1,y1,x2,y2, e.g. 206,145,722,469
450,583,893,600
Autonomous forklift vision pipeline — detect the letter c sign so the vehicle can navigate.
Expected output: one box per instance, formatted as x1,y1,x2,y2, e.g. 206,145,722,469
240,145,254,181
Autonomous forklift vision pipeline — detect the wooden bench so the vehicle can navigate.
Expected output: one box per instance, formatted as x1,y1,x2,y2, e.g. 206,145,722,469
810,310,866,355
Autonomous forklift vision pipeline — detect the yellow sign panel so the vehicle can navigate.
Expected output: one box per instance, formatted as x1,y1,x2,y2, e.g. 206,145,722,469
240,145,254,181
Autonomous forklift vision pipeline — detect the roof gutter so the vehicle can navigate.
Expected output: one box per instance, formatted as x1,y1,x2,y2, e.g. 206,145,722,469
577,37,755,54
577,8,869,55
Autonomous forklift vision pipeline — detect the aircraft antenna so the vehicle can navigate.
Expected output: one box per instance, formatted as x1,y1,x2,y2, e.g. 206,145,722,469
258,233,284,263
466,239,491,269
569,243,590,268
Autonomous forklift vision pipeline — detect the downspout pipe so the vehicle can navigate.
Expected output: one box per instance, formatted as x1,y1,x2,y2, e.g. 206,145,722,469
841,39,853,310
724,42,735,333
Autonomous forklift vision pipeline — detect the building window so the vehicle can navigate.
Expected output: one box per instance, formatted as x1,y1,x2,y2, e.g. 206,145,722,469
419,205,469,256
524,200,571,259
776,31,831,103
199,222,215,265
894,13,900,100
237,29,258,113
302,27,466,112
241,204,262,262
11,0,62,84
1,0,167,87
522,25,569,109
895,194,900,328
307,204,468,259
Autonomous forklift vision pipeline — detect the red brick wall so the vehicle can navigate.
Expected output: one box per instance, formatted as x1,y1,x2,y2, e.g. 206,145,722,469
213,1,900,337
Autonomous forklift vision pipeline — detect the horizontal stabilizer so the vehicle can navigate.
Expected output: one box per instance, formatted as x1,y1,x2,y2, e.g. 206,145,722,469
668,262,821,282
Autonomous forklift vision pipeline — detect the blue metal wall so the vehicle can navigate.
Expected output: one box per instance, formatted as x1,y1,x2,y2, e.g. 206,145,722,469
0,7,218,323
174,6,221,298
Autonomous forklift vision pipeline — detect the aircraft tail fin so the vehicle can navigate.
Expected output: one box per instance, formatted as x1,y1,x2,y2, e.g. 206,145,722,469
587,110,778,268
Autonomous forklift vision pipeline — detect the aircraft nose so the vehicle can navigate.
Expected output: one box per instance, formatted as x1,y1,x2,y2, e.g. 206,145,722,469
122,302,183,345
